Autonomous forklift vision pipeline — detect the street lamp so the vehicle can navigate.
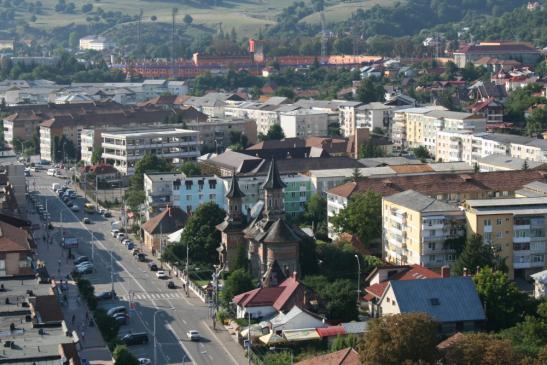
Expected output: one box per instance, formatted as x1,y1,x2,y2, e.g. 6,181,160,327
154,307,175,365
354,254,361,305
269,347,294,365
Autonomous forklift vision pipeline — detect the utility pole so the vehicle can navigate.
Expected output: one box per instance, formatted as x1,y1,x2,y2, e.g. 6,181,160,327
110,244,114,292
91,231,94,262
247,311,251,365
354,254,361,305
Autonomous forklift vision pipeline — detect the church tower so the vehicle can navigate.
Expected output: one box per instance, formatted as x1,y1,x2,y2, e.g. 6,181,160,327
262,159,286,221
226,172,245,224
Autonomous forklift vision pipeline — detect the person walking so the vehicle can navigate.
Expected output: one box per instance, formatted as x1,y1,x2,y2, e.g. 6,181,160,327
71,314,75,325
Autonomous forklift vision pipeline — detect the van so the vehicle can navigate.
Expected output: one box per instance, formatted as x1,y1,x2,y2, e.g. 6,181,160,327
52,183,61,191
106,306,127,317
120,332,148,346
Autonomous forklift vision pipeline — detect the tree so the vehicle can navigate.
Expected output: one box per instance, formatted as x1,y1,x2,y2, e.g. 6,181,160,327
443,333,518,365
304,276,358,322
412,146,430,161
91,149,102,165
81,3,92,12
150,15,157,21
222,268,254,306
266,124,285,140
523,159,529,170
360,142,385,158
526,108,547,137
183,14,193,25
331,334,360,352
351,167,362,182
179,202,226,263
112,345,139,365
130,152,171,189
356,78,384,104
262,351,292,365
231,244,249,272
499,302,547,359
359,313,439,365
178,161,201,176
473,267,537,331
453,234,496,276
330,190,382,247
301,193,326,226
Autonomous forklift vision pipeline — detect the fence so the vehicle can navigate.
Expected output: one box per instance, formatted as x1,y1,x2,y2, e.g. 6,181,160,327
165,262,209,303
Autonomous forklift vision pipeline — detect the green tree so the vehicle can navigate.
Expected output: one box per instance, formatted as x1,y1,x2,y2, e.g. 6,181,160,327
266,124,285,140
178,161,201,176
274,86,295,100
130,152,172,189
125,190,145,212
360,142,385,158
359,313,439,365
262,351,292,365
443,333,517,365
304,276,358,322
183,14,193,25
222,268,254,306
526,108,547,137
330,190,382,247
112,345,139,365
331,334,360,352
356,78,384,104
231,244,249,272
91,149,102,165
453,234,496,276
179,202,226,263
473,267,537,331
301,193,326,226
351,167,362,182
412,146,430,161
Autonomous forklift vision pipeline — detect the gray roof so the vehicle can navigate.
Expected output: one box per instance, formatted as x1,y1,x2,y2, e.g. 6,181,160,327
525,139,547,150
515,181,547,197
384,190,460,212
426,110,477,120
481,133,533,145
389,277,486,323
477,154,543,170
358,157,421,168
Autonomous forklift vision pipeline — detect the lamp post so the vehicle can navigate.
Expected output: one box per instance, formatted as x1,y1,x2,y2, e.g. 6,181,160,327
185,243,189,297
154,307,175,365
269,347,293,365
354,254,361,305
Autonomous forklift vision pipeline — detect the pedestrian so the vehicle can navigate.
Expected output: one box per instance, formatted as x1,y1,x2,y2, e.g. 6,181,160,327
71,314,75,325
81,330,85,342
58,259,61,267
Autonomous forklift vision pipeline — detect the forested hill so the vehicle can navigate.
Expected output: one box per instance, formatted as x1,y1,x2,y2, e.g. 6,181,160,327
342,0,530,38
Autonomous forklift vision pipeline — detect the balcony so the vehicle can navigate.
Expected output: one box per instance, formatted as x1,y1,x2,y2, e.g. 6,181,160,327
422,223,444,230
513,236,531,244
391,213,406,225
514,224,531,231
513,255,545,269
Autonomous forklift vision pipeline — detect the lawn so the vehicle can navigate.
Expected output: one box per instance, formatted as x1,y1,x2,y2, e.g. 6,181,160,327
300,0,403,24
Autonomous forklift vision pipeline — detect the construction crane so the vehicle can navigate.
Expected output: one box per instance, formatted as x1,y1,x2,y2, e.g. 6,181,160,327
171,7,178,79
320,10,327,59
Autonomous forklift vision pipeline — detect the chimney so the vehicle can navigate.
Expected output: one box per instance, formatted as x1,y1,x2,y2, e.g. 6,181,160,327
292,271,298,281
463,267,468,277
441,266,450,278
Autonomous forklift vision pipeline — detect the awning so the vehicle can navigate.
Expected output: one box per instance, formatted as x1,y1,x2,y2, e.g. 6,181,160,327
282,328,320,342
240,324,266,338
316,326,346,338
167,227,184,243
259,332,286,345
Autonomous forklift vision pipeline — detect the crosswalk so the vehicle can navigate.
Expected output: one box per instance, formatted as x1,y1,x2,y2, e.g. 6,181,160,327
120,292,186,301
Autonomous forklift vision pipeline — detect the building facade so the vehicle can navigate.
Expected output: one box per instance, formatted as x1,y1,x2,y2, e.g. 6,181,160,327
279,110,329,139
79,35,113,51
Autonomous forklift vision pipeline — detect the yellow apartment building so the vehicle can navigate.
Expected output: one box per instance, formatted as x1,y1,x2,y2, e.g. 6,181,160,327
382,190,465,269
464,197,547,279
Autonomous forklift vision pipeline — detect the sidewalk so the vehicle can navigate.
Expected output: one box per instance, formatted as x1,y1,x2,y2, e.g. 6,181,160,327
29,203,112,364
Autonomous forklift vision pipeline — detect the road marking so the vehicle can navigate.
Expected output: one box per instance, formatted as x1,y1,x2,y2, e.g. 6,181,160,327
208,355,214,361
182,319,187,325
202,321,241,365
37,184,198,365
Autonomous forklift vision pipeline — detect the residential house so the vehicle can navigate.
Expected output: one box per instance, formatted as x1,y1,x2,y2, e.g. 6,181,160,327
295,348,361,365
186,117,257,152
141,206,188,255
0,220,34,276
378,277,486,333
464,196,547,279
468,97,504,122
79,35,113,51
269,305,327,332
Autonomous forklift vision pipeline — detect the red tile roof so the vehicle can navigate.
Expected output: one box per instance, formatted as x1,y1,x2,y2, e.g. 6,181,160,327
364,265,440,301
232,275,303,311
316,326,346,337
0,221,31,252
295,348,362,365
273,275,301,311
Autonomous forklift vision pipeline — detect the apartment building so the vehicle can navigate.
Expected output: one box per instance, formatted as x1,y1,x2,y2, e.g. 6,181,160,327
186,118,257,152
327,169,547,239
79,35,113,51
279,110,329,138
100,128,200,175
354,103,397,134
453,42,541,68
511,139,547,163
80,129,101,164
464,197,547,279
382,190,465,268
183,93,245,118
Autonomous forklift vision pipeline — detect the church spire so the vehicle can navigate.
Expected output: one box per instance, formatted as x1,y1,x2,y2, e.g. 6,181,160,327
261,159,286,190
226,172,245,199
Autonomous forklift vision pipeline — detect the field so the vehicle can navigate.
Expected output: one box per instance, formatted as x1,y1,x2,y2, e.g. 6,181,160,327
22,0,399,36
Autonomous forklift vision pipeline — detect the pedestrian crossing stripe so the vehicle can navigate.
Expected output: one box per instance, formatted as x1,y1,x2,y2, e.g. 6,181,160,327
119,292,184,301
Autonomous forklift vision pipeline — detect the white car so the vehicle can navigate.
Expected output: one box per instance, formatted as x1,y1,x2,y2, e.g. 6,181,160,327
156,271,168,279
138,359,151,365
71,205,80,212
116,233,127,241
111,229,119,237
186,330,200,341
76,262,94,270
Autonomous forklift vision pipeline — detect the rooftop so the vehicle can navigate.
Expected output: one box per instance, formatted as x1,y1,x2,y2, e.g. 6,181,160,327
101,127,198,138
477,154,543,170
385,190,460,212
295,348,361,365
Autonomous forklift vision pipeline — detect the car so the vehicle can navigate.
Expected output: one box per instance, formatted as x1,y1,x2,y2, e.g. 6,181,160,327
73,256,89,265
111,229,120,238
186,330,200,341
137,253,147,262
98,208,106,214
71,205,80,212
76,266,93,275
113,313,129,326
122,239,132,246
167,281,176,289
95,290,116,301
132,249,140,256
148,263,158,271
66,201,74,208
156,270,168,279
138,359,151,365
103,211,112,218
120,332,148,346
76,263,94,271
116,233,127,241
83,217,91,224
127,242,134,250
107,306,127,317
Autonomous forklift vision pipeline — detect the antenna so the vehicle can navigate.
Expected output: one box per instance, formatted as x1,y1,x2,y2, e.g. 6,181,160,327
171,7,178,79
320,10,327,59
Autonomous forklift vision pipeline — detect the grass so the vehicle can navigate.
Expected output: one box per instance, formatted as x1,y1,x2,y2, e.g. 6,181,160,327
300,0,403,24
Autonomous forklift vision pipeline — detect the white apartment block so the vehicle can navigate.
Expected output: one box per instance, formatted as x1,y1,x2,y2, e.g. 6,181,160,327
101,128,200,175
355,103,396,133
511,139,547,163
79,35,113,51
80,129,96,164
279,110,329,138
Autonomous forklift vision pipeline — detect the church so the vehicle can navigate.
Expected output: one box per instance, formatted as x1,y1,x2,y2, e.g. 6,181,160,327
217,159,307,286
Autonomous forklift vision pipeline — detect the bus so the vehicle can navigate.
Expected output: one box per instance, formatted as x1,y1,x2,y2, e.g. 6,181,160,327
84,203,95,213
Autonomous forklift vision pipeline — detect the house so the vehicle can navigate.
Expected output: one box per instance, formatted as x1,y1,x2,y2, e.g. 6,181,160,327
0,220,34,276
295,348,362,365
363,264,442,317
468,97,504,122
29,295,64,326
141,206,188,255
79,164,119,183
453,42,541,68
530,270,547,299
232,272,313,319
269,305,326,332
377,277,486,334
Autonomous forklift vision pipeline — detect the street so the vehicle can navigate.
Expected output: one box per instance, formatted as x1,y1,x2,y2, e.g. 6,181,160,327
29,170,246,365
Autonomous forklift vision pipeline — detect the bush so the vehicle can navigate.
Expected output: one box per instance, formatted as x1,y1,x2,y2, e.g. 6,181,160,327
216,308,229,324
112,344,139,365
76,278,97,310
94,308,120,348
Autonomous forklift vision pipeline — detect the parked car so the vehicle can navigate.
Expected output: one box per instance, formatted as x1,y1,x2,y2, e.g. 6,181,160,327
66,201,74,208
116,233,127,241
120,332,148,346
95,291,116,301
83,217,91,224
73,256,89,265
167,281,176,289
138,359,151,365
156,271,168,279
103,211,112,218
186,330,200,341
137,253,147,262
106,306,127,317
148,263,158,271
111,229,120,238
127,242,135,250
71,205,80,212
113,313,129,326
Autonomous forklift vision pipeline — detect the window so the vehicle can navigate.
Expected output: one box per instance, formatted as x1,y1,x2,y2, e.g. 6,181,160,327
496,232,503,238
429,255,435,262
209,194,216,201
484,219,491,226
186,195,192,201
496,218,502,225
428,242,436,250
430,298,440,306
484,232,492,242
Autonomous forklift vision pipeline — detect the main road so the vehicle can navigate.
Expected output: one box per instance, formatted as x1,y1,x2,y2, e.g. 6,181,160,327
30,170,246,365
